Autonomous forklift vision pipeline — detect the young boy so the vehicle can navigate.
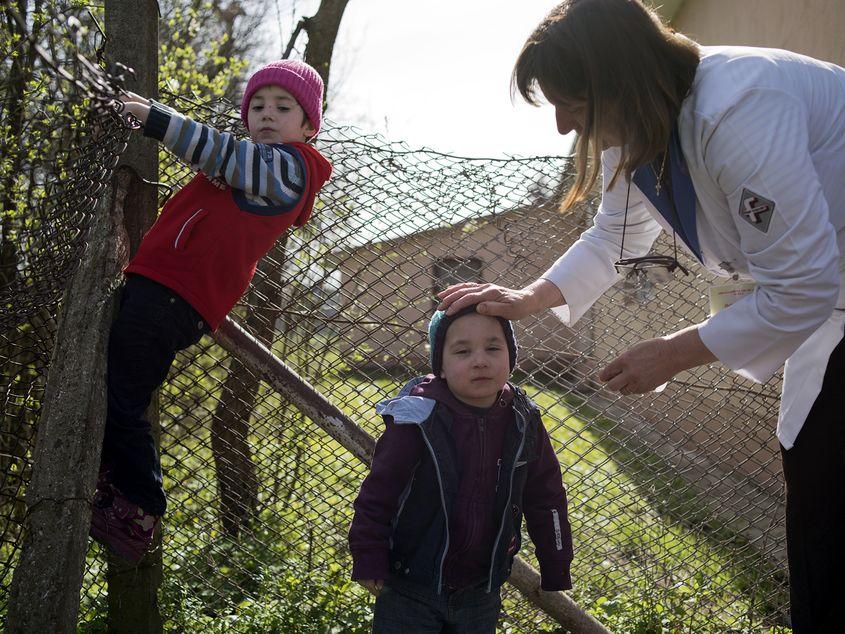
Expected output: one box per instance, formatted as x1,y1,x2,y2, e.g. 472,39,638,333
349,305,573,632
90,60,332,563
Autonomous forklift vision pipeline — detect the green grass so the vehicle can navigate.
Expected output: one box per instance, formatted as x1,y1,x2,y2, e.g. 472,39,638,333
2,359,790,633
524,384,789,633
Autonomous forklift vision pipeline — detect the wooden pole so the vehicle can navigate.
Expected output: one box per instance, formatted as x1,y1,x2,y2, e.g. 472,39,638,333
214,319,375,465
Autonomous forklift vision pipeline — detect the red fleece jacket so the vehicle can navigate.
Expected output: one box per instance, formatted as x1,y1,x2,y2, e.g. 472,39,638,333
126,143,331,330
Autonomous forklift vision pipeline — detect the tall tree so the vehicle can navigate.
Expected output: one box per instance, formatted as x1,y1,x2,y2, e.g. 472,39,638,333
210,0,351,537
158,0,266,101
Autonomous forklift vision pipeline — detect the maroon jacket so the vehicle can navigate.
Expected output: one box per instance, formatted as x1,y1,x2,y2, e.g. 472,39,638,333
349,376,573,591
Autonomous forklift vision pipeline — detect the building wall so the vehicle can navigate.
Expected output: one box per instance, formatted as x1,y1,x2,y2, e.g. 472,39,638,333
673,0,845,66
336,204,592,377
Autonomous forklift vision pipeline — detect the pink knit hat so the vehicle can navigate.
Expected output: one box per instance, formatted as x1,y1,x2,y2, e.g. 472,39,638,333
241,60,324,134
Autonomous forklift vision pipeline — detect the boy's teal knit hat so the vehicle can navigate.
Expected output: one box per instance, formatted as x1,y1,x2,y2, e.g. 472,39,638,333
428,304,517,375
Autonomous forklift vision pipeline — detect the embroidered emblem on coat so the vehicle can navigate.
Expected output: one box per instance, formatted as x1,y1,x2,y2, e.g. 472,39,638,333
738,189,775,233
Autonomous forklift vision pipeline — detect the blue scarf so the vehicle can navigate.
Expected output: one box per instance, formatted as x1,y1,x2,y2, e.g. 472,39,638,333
630,127,702,263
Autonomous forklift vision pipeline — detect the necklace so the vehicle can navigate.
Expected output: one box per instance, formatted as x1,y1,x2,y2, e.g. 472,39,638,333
652,150,668,196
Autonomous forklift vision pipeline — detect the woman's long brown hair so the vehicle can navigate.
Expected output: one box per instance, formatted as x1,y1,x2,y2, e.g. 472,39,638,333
513,0,700,210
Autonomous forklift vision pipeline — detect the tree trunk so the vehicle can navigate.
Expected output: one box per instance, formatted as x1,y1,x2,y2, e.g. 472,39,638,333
210,357,261,536
209,0,352,537
211,237,292,537
303,0,352,105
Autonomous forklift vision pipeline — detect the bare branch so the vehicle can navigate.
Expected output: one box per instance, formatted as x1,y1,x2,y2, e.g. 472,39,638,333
283,17,307,60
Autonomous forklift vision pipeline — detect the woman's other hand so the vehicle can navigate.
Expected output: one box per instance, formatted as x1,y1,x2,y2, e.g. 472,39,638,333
599,327,716,394
599,338,679,394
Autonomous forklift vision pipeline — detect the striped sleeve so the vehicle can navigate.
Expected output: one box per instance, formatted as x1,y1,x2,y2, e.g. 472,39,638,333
143,102,305,210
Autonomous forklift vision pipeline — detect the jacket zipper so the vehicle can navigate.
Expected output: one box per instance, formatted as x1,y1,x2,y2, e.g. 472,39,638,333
487,408,527,593
495,458,502,493
392,461,420,526
419,427,450,595
478,416,485,488
173,208,204,250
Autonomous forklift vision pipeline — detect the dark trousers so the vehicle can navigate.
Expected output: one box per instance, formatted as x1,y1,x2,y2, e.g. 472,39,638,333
372,579,501,634
103,275,207,516
781,333,845,633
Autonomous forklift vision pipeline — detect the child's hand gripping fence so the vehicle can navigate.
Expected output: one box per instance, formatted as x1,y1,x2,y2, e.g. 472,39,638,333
1,5,790,632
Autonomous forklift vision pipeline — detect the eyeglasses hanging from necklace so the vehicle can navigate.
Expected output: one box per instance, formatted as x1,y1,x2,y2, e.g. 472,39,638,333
614,149,690,291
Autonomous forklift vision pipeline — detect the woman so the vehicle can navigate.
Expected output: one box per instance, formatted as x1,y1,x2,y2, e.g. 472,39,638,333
438,1,845,631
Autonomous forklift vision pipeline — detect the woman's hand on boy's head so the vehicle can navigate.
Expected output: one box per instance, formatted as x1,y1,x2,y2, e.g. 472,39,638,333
358,579,384,596
436,280,563,319
436,282,514,316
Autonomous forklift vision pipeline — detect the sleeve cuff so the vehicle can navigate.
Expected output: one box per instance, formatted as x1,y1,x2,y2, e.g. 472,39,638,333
143,103,172,141
540,248,618,326
350,549,390,581
539,559,573,591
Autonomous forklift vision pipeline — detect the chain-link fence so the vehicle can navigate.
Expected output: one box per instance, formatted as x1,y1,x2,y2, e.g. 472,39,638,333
2,6,790,633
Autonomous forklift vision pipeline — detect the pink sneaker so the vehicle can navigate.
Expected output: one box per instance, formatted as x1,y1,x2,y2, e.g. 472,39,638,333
90,485,160,564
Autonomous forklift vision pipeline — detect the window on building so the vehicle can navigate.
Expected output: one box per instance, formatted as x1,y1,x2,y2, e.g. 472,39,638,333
433,257,483,292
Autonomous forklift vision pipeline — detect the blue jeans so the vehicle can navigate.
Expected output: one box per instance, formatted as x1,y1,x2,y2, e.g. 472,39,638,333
103,275,207,516
372,579,501,633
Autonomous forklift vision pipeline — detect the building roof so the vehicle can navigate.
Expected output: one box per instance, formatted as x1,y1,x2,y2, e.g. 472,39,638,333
341,202,535,256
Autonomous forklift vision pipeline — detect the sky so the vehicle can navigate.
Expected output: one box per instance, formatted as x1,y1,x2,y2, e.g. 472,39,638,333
271,0,576,159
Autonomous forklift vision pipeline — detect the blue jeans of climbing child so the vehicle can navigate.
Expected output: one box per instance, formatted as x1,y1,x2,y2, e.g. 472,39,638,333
372,578,501,633
103,274,207,516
